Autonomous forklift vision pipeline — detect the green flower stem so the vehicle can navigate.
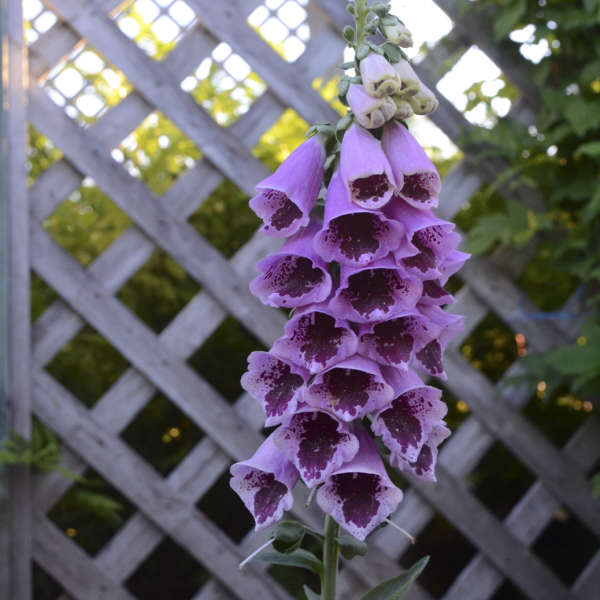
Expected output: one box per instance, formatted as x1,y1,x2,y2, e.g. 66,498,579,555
321,515,340,600
354,0,369,47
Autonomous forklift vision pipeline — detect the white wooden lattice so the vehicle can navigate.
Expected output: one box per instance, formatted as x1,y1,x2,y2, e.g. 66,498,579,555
8,0,600,598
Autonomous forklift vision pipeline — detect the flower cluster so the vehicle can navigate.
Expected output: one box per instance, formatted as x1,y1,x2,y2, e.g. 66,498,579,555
348,53,438,131
230,17,468,543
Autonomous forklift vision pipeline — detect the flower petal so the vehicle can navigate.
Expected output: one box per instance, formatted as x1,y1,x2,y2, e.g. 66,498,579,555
317,427,403,540
249,136,325,237
314,172,404,267
250,221,332,308
358,311,440,369
304,355,394,422
230,433,299,530
329,257,422,323
274,409,359,487
390,424,450,482
382,122,440,210
241,351,309,426
272,303,358,374
412,305,464,379
373,367,447,462
340,125,397,210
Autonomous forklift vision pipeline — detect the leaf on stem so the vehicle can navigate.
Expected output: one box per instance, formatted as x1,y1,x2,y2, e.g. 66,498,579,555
257,548,323,577
360,556,429,600
304,585,321,600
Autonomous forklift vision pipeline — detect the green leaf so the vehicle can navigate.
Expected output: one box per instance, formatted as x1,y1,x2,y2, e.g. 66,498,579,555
574,140,600,159
303,585,321,600
257,549,323,576
338,76,350,100
337,535,368,559
382,42,403,64
356,42,370,61
493,0,526,40
583,0,598,13
465,214,510,254
360,556,430,600
582,188,600,223
273,520,305,554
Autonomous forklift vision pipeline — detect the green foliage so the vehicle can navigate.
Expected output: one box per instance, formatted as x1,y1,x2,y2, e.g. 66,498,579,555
336,534,368,559
258,548,323,577
273,520,307,553
0,419,73,477
463,0,600,412
303,585,321,600
360,556,429,600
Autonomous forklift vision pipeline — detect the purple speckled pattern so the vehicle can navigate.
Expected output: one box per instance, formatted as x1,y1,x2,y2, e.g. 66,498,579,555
232,105,468,538
316,428,403,540
274,409,359,487
230,433,299,530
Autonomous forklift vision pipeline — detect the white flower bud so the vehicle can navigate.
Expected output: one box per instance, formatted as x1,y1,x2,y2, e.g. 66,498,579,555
348,84,397,129
392,59,421,97
360,53,402,97
382,20,413,47
408,83,439,115
391,96,414,120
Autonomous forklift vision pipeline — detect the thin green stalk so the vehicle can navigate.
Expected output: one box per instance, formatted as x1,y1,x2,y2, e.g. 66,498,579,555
354,0,369,47
321,515,339,600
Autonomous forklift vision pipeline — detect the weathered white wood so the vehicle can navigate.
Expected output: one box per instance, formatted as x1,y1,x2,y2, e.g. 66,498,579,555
411,465,575,600
32,370,289,600
185,0,339,126
444,350,600,538
24,3,597,598
49,392,265,597
33,512,134,600
30,87,287,347
48,0,272,195
444,416,600,600
573,550,600,600
1,2,32,597
31,222,272,463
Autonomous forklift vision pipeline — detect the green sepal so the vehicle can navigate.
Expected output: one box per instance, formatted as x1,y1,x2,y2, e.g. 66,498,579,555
336,114,354,142
382,42,403,64
380,14,398,26
336,535,368,559
356,42,370,61
257,549,323,577
306,122,336,140
371,2,390,17
303,585,321,600
360,556,429,600
272,520,306,554
343,25,355,43
369,43,385,55
323,153,338,174
338,76,351,101
365,18,380,35
340,61,356,70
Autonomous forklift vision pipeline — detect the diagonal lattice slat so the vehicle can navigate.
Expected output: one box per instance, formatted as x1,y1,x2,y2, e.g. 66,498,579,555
15,1,600,599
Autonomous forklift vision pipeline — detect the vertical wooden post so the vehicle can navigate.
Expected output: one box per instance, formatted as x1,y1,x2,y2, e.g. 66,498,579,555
1,0,31,597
